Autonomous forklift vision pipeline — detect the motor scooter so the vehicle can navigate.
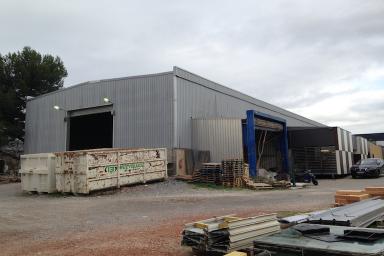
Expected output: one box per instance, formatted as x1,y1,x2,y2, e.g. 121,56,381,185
292,170,319,186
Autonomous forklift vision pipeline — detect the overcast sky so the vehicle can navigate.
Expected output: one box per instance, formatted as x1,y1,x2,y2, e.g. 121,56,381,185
1,0,384,133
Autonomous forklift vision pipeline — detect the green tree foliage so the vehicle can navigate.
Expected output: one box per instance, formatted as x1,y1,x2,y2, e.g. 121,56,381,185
0,47,67,146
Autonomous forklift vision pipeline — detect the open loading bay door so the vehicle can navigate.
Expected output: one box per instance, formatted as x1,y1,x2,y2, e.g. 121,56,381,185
68,107,113,151
242,110,289,178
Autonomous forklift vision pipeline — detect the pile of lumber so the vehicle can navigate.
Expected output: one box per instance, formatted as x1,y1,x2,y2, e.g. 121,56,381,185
334,190,370,206
182,214,280,254
334,187,384,206
365,187,384,197
189,160,291,191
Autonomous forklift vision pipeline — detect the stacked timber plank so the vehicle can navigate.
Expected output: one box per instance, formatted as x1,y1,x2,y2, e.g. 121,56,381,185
365,187,384,197
181,214,280,254
222,159,244,187
335,190,370,206
334,187,384,206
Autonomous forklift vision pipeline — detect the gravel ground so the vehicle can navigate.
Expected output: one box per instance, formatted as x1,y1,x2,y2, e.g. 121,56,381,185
1,176,384,255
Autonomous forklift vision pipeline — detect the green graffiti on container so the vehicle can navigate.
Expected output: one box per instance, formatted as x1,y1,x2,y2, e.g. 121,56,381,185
104,162,145,173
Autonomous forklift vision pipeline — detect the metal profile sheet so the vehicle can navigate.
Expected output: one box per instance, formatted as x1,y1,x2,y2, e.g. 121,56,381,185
192,118,243,163
182,214,280,254
229,223,280,242
229,229,280,251
222,213,277,229
278,210,328,225
254,224,384,256
308,198,384,227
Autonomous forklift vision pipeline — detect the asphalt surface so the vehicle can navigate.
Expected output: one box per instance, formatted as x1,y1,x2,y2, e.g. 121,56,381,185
2,176,384,255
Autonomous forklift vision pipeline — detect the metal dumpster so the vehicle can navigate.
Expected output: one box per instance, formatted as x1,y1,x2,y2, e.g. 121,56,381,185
19,153,57,193
55,148,167,194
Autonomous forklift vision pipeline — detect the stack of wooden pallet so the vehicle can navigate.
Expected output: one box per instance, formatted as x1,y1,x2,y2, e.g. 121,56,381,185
198,163,222,184
271,180,291,188
222,159,244,187
334,190,370,206
242,177,273,190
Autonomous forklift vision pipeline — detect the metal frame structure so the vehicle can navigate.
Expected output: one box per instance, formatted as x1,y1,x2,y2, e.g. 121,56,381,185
243,110,289,177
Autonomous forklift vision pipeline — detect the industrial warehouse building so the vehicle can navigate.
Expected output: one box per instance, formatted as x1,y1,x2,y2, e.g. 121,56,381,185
25,66,382,176
24,66,324,154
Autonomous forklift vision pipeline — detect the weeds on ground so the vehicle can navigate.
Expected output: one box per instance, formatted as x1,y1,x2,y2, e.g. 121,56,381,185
192,182,245,191
276,211,305,218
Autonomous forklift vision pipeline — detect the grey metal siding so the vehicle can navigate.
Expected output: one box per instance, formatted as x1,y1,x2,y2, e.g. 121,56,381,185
192,119,243,162
24,73,174,154
174,67,325,148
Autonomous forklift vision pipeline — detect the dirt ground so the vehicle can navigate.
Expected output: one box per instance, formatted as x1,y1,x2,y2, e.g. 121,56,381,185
2,176,384,256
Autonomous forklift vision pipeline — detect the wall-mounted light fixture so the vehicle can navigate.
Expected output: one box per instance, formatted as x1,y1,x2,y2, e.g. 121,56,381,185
103,97,115,115
53,105,68,121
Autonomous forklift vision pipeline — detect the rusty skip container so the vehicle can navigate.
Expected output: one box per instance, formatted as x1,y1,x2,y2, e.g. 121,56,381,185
55,148,167,194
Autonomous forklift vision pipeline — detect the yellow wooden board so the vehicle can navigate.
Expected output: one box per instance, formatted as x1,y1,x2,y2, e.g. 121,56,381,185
335,190,365,195
224,251,247,256
335,194,370,200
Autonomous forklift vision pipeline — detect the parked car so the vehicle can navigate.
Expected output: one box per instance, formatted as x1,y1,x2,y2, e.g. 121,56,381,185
350,158,384,178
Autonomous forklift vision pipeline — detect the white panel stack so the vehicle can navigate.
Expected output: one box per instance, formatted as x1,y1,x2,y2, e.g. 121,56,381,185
336,128,354,175
352,135,369,163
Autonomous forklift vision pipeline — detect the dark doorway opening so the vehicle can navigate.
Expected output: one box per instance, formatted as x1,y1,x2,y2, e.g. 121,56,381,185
353,154,362,164
69,112,113,151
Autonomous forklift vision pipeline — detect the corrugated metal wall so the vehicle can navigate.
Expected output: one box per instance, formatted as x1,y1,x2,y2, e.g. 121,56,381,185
192,119,243,162
24,72,174,154
174,67,325,148
25,66,326,156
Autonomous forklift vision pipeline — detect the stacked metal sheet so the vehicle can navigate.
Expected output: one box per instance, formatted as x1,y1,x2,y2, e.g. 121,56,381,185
308,198,384,227
181,214,280,254
253,224,384,256
222,159,244,186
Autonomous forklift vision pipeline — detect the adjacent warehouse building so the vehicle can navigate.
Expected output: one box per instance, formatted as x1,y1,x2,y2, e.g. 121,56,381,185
24,66,325,156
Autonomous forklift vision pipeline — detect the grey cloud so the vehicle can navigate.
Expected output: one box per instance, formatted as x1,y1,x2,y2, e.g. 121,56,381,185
1,0,384,133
